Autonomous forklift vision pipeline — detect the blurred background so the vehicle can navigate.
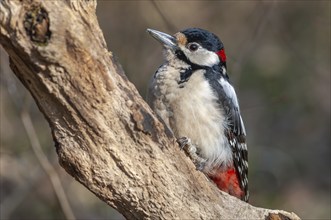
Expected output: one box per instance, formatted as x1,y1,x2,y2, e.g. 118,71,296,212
1,1,330,219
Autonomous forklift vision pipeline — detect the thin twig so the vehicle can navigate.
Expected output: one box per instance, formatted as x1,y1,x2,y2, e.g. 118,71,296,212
150,0,178,33
232,1,276,81
20,97,76,220
0,166,44,219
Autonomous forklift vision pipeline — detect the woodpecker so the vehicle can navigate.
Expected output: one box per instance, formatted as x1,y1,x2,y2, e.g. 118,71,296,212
146,28,248,202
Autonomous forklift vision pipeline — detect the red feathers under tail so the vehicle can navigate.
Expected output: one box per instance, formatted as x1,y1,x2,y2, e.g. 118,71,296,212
208,167,245,201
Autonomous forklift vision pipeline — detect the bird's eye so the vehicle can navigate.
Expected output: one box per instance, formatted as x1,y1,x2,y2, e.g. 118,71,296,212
188,43,199,51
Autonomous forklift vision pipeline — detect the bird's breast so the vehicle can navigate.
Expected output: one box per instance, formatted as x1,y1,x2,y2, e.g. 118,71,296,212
151,67,233,171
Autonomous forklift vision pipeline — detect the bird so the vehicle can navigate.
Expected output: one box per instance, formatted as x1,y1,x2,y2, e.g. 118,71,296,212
146,28,248,202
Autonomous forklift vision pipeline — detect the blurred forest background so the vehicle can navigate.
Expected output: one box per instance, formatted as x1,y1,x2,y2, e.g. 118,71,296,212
1,1,330,220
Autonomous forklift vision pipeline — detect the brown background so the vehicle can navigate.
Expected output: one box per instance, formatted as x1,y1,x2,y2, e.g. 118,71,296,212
1,1,330,219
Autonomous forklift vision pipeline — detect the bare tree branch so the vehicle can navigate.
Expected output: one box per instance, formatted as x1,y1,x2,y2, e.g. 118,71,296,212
0,1,300,219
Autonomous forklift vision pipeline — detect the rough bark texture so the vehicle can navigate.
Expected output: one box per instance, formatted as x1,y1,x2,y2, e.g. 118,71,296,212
0,1,300,219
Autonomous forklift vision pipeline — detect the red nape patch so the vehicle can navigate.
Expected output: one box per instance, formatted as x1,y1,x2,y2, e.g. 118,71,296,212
216,49,226,63
209,167,244,200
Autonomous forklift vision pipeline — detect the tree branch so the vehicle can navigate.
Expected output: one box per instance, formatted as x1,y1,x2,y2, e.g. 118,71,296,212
0,1,300,219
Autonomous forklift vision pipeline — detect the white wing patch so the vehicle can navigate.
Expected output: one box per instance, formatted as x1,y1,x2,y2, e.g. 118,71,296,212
219,77,239,107
219,77,246,136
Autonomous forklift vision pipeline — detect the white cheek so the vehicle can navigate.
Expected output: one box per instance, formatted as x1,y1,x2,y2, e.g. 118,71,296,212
181,46,220,67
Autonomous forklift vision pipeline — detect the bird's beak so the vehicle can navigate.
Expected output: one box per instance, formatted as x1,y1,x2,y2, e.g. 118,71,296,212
147,28,177,50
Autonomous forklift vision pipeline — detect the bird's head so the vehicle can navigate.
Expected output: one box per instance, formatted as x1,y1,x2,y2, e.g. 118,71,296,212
147,28,226,69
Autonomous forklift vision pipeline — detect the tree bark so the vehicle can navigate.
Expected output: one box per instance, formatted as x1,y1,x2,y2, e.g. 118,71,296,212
0,1,300,219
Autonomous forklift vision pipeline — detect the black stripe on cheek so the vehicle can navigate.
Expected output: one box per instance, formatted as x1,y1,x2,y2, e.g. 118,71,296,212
175,49,189,64
175,50,194,85
178,68,193,85
175,49,210,86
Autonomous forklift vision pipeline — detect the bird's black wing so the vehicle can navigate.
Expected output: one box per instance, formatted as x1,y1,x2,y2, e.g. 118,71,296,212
204,69,249,202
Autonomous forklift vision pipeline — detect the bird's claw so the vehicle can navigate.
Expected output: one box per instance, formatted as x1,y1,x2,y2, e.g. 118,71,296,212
177,137,207,171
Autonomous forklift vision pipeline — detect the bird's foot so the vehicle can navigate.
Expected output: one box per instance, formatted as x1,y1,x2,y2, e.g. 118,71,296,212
177,137,207,171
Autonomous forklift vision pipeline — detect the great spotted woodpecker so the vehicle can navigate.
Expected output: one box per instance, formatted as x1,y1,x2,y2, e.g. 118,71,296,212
146,28,248,202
